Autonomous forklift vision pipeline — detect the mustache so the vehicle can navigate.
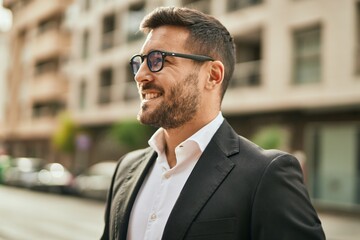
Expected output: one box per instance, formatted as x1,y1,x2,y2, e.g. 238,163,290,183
140,82,164,93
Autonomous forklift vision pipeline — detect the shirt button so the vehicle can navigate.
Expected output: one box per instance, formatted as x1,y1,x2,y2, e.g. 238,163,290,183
150,213,157,221
164,173,171,179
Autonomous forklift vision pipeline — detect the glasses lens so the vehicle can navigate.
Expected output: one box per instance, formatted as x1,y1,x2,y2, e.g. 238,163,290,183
148,51,163,72
131,55,142,75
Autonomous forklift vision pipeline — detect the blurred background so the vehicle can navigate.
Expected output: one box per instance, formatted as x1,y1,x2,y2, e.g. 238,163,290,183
0,0,360,239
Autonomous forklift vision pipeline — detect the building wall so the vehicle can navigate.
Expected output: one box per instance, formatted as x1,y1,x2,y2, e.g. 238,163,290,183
65,0,360,122
0,32,8,152
219,0,360,114
3,0,73,164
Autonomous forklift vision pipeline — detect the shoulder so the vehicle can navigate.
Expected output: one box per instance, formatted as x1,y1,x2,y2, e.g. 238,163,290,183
115,147,154,172
119,147,153,164
109,147,155,193
230,134,303,184
111,147,155,184
238,135,293,163
214,120,298,170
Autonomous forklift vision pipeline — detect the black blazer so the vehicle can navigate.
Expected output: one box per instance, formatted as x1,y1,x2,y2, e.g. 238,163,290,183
101,120,325,240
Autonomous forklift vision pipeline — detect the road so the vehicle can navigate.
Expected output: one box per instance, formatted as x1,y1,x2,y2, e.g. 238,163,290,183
1,185,360,240
0,185,105,240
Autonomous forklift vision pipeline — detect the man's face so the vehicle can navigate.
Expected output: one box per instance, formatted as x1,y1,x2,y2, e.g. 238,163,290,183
134,26,202,129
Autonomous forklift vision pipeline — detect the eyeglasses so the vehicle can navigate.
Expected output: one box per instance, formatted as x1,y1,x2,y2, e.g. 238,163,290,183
130,50,214,75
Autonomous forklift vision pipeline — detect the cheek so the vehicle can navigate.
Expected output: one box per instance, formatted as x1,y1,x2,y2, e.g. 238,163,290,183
197,74,209,91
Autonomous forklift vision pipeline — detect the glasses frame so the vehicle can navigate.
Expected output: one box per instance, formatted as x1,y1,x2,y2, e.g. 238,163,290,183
130,50,214,75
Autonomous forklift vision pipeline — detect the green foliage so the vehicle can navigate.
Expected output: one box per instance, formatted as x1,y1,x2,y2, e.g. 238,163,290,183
251,126,284,150
52,113,77,153
0,155,11,183
110,119,155,151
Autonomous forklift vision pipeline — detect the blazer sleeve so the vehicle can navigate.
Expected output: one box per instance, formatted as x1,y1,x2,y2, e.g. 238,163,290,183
251,153,325,240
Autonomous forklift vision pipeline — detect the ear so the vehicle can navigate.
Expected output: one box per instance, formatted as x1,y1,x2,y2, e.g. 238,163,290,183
205,61,224,90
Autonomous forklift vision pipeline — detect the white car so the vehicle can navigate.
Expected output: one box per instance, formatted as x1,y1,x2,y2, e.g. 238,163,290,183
74,161,117,200
4,157,45,188
36,163,74,194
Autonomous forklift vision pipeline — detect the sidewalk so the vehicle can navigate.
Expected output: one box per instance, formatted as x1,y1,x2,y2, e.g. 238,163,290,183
319,211,360,240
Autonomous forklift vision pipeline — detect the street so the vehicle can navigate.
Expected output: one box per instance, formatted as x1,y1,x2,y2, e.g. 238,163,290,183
1,185,360,240
0,185,105,240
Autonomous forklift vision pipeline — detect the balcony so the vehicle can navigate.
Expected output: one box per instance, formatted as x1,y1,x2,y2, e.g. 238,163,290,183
230,61,261,88
31,73,67,102
7,0,71,30
33,29,70,60
32,101,64,119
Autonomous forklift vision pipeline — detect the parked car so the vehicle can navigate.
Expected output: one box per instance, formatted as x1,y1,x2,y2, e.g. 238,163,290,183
74,161,117,200
3,157,45,188
36,163,74,194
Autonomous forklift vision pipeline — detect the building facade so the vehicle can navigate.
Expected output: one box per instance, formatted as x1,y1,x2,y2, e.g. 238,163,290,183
3,0,360,210
2,0,73,166
0,31,9,154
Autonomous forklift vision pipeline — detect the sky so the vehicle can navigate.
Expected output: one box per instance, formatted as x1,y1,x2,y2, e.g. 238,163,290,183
0,0,12,32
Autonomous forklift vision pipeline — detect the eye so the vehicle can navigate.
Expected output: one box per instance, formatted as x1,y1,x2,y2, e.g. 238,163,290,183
153,57,162,66
147,52,164,71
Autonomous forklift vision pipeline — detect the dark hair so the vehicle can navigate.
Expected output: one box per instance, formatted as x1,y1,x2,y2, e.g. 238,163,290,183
140,6,236,100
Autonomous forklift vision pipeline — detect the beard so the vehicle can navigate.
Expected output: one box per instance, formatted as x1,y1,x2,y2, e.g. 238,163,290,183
137,72,201,129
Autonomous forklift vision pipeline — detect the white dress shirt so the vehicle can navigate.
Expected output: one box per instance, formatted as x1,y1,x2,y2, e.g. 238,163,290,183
127,112,224,240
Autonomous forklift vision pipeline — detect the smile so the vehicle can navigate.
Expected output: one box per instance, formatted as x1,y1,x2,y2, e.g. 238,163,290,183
143,92,162,100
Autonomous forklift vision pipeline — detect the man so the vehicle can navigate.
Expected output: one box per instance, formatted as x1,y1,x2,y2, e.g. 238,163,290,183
101,6,325,240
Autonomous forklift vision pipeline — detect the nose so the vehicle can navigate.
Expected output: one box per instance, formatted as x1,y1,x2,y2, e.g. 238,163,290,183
134,60,154,84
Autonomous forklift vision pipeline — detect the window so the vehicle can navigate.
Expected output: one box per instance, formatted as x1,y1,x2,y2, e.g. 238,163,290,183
35,58,59,75
230,32,262,88
124,66,139,101
293,26,321,84
182,0,211,14
307,124,360,206
127,1,146,42
98,68,113,104
82,31,89,59
38,15,61,35
227,0,262,12
79,80,87,110
32,101,64,118
101,14,116,50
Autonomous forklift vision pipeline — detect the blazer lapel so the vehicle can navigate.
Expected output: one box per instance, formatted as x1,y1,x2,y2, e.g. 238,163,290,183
162,120,239,240
114,148,157,240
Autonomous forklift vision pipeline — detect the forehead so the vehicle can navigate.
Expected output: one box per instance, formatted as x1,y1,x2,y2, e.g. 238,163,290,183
141,25,190,53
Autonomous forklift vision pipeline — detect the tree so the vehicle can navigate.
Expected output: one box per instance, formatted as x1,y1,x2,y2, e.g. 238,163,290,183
110,119,156,151
52,112,78,153
251,125,285,150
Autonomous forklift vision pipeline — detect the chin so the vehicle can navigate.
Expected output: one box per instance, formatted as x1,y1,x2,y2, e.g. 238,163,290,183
137,112,154,126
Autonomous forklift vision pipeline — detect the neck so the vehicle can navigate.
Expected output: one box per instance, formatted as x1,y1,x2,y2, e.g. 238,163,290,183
163,111,219,168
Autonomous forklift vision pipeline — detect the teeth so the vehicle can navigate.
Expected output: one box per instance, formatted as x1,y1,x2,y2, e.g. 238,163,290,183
144,93,161,100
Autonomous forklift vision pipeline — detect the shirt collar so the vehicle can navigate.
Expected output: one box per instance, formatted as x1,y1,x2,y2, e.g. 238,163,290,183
148,112,224,155
186,112,224,152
